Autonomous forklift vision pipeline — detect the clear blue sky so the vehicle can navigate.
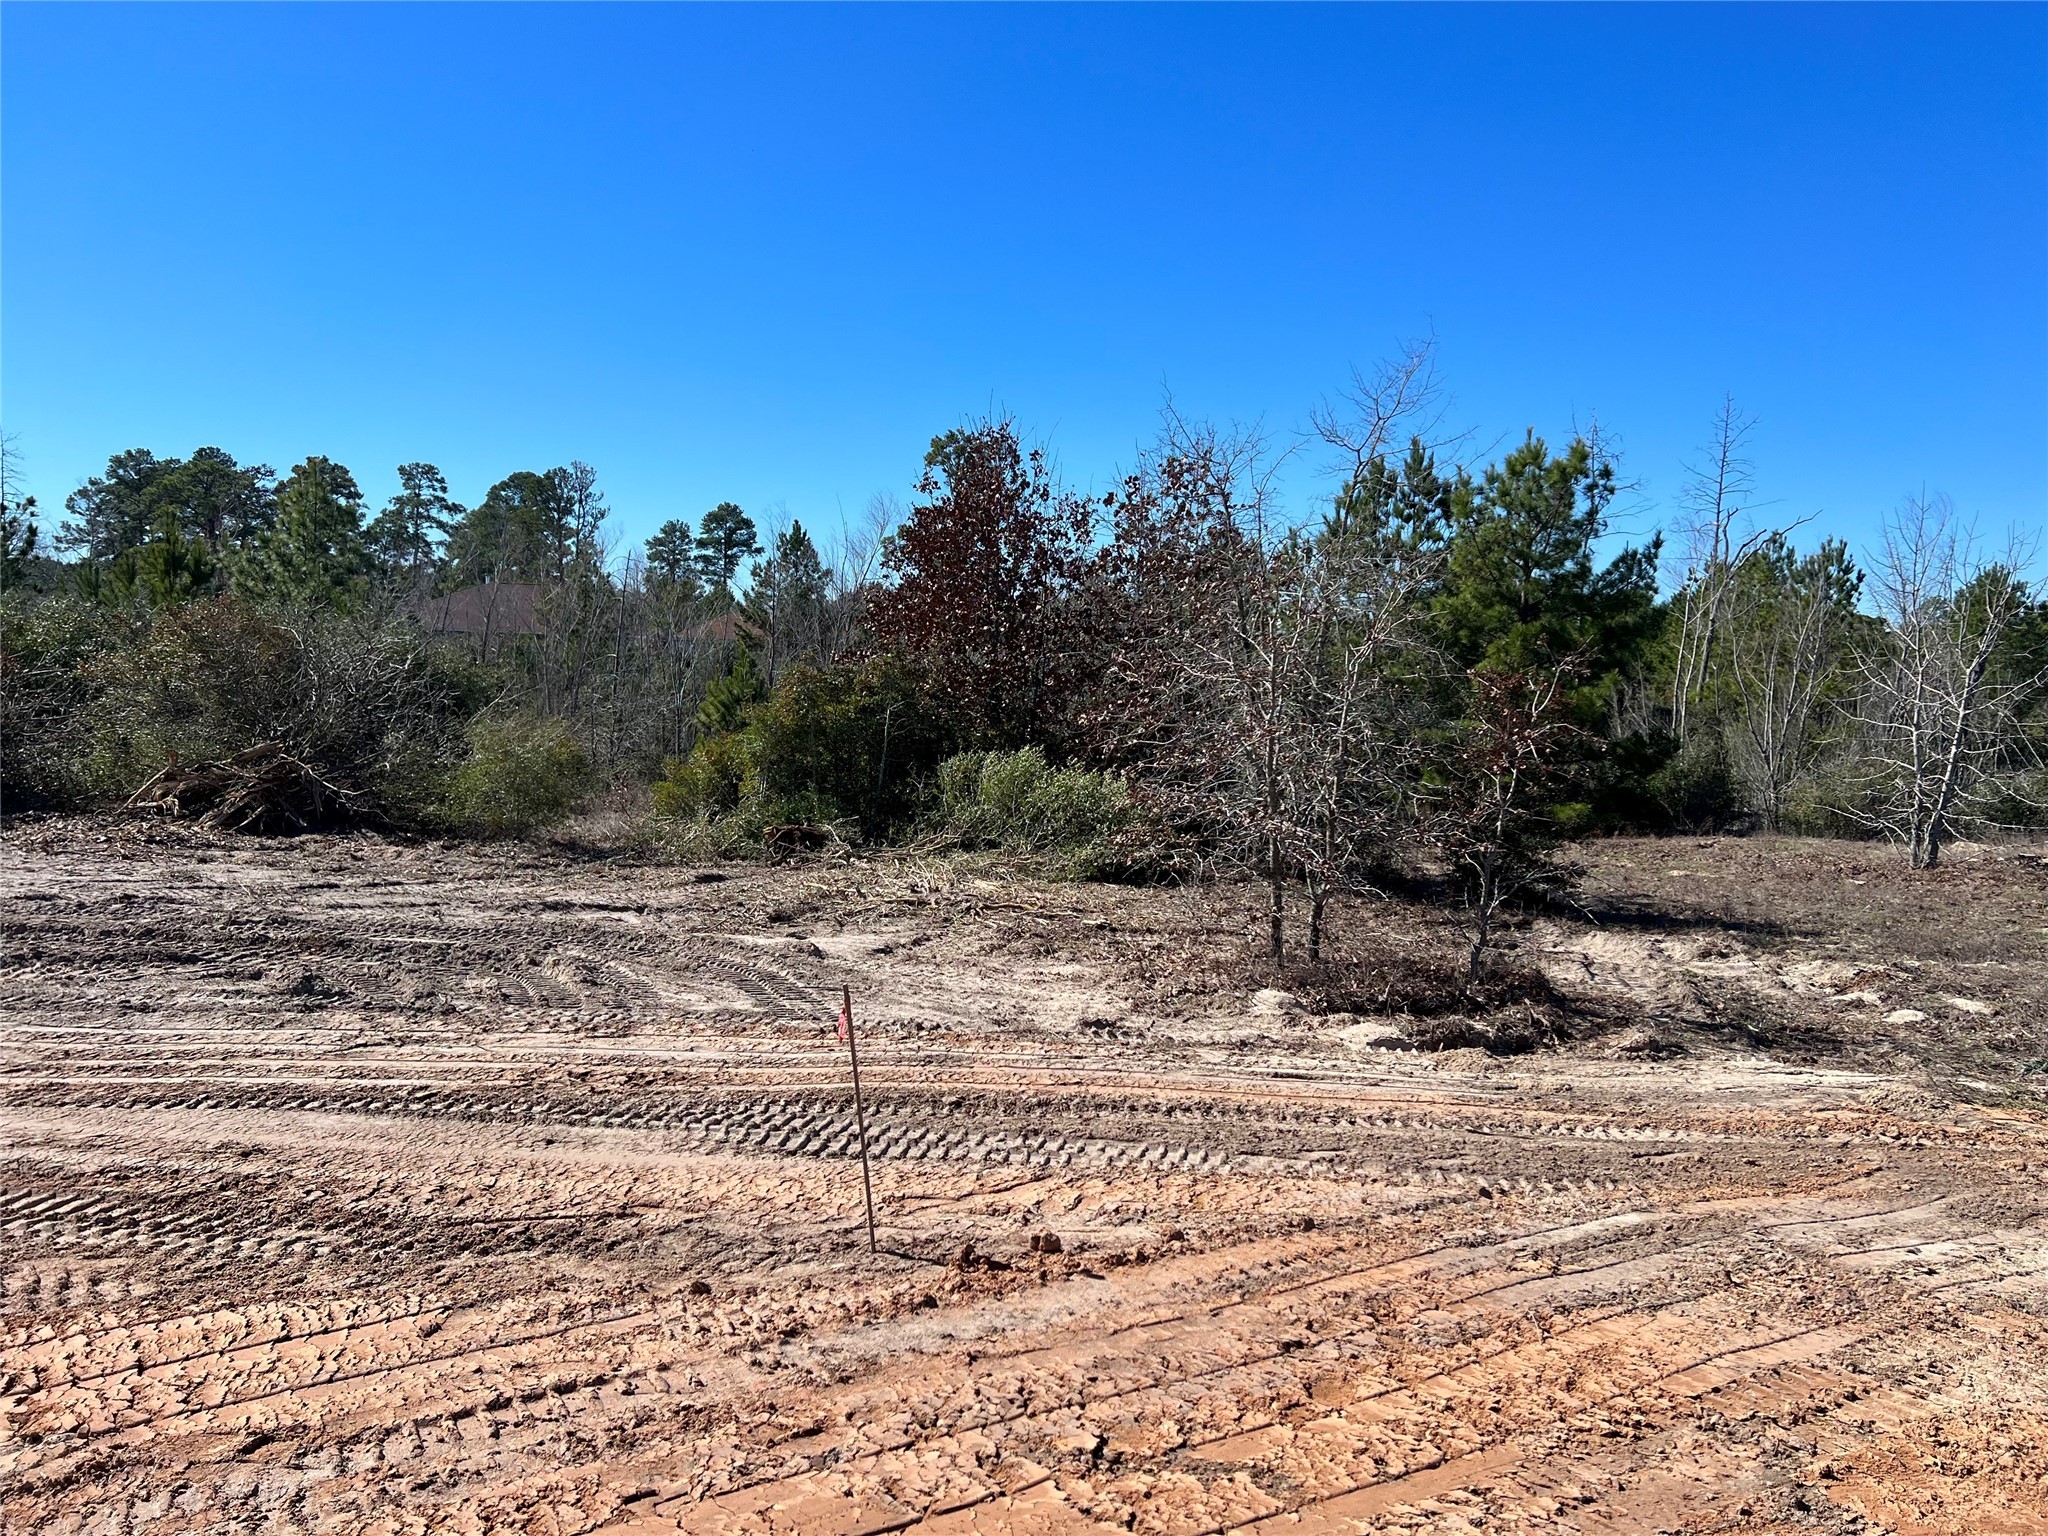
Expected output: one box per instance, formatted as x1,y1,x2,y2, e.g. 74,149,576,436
5,3,2043,566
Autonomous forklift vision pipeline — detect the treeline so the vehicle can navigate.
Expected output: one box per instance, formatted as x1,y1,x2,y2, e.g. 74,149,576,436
10,446,792,618
663,381,2041,968
0,434,871,834
3,354,2044,971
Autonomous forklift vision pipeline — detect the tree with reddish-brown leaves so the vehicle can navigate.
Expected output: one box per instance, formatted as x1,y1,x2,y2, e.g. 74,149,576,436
867,418,1096,749
1423,662,1594,980
1081,414,1437,965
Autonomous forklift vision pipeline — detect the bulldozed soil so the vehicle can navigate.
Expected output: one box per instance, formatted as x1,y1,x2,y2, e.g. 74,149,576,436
4,822,2046,1535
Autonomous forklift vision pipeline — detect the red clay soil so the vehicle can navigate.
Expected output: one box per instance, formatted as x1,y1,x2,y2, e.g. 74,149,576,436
3,823,2045,1535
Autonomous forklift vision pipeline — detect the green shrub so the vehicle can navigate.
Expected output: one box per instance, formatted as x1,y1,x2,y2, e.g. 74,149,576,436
932,745,1130,872
1977,765,2048,835
936,749,987,814
746,656,949,836
1780,756,1870,839
2,591,510,827
441,716,590,836
697,646,766,736
979,746,1049,824
82,599,306,794
653,801,776,861
652,730,757,820
0,594,131,810
1025,758,1130,850
1646,729,1745,832
650,655,950,848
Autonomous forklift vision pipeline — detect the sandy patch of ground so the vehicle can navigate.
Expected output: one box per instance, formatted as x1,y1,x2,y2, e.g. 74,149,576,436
3,824,2046,1534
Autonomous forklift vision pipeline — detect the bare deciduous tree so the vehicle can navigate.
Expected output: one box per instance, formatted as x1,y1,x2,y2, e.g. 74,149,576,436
1668,396,1777,744
1423,662,1590,980
1722,535,1865,831
1282,522,1439,959
1097,349,1445,965
2,432,43,590
1845,495,2045,867
1310,334,1450,483
1090,416,1298,958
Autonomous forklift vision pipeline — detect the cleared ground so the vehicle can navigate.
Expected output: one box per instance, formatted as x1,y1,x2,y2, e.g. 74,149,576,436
3,822,2046,1535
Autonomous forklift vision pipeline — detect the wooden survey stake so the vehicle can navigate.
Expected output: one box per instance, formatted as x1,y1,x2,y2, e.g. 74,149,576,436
839,984,878,1253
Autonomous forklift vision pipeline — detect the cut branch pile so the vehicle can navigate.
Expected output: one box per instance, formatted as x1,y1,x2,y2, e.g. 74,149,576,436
762,822,840,863
125,742,365,834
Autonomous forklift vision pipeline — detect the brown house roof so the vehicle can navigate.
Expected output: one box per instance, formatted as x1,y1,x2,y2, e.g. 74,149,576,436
415,582,546,639
680,610,764,645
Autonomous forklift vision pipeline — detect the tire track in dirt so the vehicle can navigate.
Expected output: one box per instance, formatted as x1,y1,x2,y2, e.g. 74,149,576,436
606,1238,1907,1536
7,831,2048,1535
606,1187,2015,1526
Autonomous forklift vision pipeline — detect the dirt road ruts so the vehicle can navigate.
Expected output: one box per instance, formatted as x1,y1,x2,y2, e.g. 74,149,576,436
5,824,2045,1534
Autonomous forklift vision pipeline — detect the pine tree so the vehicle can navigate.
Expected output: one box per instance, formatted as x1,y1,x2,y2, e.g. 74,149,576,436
646,517,697,590
366,463,460,592
60,448,176,560
1433,432,1660,683
1,434,39,589
448,470,554,584
549,461,607,577
697,645,766,735
748,520,831,683
106,507,217,609
751,521,827,620
694,502,761,591
241,457,369,610
1325,436,1465,556
154,447,277,558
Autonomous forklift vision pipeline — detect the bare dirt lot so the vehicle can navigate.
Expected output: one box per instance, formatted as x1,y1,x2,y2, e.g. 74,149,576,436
4,823,2047,1535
